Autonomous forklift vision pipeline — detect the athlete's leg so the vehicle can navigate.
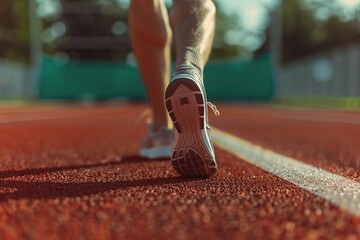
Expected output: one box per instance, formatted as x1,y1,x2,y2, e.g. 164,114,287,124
169,0,216,76
129,0,172,130
165,0,218,176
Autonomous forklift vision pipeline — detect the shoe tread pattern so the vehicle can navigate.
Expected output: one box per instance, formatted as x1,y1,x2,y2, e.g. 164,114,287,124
165,79,218,177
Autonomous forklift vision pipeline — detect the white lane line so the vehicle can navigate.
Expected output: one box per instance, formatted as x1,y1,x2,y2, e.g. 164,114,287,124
212,128,360,217
0,107,131,124
0,115,82,124
276,115,360,125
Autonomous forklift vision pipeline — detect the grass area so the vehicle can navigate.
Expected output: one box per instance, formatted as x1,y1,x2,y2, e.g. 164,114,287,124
0,98,38,108
275,97,360,110
2,96,360,110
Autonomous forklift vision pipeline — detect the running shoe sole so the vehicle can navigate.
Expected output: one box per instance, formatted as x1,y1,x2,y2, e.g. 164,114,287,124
165,78,218,177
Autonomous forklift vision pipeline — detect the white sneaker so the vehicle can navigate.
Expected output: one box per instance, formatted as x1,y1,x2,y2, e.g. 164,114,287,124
139,125,172,159
165,65,219,177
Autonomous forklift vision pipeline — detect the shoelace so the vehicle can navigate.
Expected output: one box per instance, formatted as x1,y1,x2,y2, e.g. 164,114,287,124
207,102,220,116
135,108,153,124
136,102,220,124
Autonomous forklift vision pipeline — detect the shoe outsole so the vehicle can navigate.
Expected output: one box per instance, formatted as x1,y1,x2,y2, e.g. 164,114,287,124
165,78,218,177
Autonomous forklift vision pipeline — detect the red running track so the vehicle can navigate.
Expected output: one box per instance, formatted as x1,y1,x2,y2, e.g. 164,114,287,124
0,103,359,239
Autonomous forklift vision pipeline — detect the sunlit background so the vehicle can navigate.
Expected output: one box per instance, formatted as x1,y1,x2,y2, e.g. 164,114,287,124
1,0,360,106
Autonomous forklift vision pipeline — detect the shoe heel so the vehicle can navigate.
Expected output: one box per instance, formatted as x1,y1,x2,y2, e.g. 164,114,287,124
165,79,218,177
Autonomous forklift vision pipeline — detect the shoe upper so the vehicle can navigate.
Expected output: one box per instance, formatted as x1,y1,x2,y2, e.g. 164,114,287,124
141,125,173,149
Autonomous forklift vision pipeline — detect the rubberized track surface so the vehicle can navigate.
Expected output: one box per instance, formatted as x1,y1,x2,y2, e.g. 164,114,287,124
0,104,359,239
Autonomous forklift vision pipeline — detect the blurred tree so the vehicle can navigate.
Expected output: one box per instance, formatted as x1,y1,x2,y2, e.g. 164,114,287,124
0,0,30,64
0,0,278,64
282,0,360,63
5,0,360,65
41,0,248,61
41,0,130,61
211,1,249,60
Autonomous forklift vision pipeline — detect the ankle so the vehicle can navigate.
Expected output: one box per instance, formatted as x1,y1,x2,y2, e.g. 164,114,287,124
176,47,203,77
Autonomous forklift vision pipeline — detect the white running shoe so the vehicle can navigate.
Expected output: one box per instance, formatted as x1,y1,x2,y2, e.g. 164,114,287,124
139,125,172,159
165,65,219,177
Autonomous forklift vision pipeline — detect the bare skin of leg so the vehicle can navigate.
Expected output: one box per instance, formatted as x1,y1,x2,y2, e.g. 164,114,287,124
170,0,216,76
129,0,172,130
129,0,215,130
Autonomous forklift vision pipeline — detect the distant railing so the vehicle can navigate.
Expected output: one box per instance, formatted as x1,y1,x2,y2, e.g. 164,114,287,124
0,59,31,98
277,44,360,97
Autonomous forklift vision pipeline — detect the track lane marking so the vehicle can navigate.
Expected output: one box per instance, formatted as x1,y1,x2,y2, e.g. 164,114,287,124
0,106,131,124
212,128,360,217
276,115,360,125
0,115,83,124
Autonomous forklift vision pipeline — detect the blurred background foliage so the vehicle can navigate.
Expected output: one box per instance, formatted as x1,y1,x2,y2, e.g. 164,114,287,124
1,0,360,64
0,0,30,63
283,0,360,62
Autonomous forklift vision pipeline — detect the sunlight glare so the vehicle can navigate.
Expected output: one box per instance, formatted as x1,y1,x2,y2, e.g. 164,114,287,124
337,0,360,8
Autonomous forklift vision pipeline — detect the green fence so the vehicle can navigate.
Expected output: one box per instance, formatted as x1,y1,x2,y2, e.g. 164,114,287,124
38,54,275,101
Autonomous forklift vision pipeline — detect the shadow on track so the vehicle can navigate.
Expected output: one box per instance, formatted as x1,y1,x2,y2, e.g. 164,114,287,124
0,155,169,179
0,176,196,201
0,155,199,201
